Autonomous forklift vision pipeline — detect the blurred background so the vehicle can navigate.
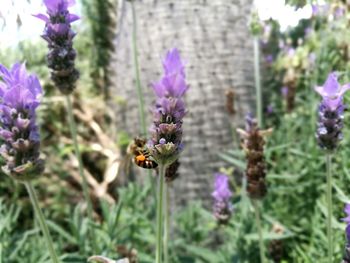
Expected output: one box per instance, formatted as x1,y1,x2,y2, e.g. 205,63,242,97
1,0,350,262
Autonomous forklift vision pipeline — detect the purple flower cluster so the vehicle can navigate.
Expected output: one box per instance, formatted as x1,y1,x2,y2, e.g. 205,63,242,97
315,73,350,151
312,4,330,17
342,204,350,262
212,173,233,224
0,63,44,181
334,6,345,19
34,0,80,94
148,49,188,166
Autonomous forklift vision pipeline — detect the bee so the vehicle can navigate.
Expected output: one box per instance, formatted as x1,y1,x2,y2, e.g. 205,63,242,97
129,137,158,169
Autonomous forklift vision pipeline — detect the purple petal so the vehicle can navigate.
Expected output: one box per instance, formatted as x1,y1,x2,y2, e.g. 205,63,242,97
0,63,42,109
346,225,350,241
322,72,339,98
27,75,43,99
281,86,288,97
212,173,232,202
49,24,70,35
345,203,350,215
33,13,49,22
67,0,76,7
152,81,166,98
0,129,13,140
68,14,80,22
339,83,350,97
11,63,28,83
0,64,13,84
43,0,61,12
323,96,342,111
163,48,185,77
44,0,76,13
342,203,350,224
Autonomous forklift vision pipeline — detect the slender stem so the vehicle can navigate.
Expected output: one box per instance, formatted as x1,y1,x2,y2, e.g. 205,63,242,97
156,164,166,263
130,0,156,201
24,182,60,263
326,153,333,262
131,0,147,136
163,182,169,263
252,200,265,263
65,95,97,252
253,36,263,128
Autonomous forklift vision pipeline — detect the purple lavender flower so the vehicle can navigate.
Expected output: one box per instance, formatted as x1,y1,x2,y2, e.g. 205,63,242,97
212,173,233,224
312,4,330,17
315,73,350,151
308,53,316,70
287,47,295,57
34,0,80,94
0,63,44,181
266,104,274,115
281,86,288,98
304,27,313,38
334,6,345,19
278,39,285,50
260,24,271,46
264,55,273,64
312,4,319,16
343,204,350,239
148,48,188,166
342,203,350,262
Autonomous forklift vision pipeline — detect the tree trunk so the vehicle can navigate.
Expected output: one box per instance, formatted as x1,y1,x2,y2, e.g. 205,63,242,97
110,0,255,207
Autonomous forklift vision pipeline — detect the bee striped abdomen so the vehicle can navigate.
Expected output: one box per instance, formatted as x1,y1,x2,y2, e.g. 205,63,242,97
134,154,158,169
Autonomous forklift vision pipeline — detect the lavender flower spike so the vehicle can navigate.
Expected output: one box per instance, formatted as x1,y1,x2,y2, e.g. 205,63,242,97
0,63,44,181
34,0,80,94
342,203,350,262
315,73,350,151
237,114,272,199
148,48,189,166
212,173,233,224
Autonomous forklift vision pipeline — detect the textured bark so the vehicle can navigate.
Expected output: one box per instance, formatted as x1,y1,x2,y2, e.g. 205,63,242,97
110,0,255,206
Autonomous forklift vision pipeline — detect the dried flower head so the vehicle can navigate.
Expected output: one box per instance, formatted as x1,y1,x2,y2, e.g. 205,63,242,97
165,159,180,182
148,48,188,167
282,68,297,112
225,89,236,115
315,73,350,151
0,63,44,181
212,173,233,224
117,245,138,263
34,0,80,94
237,114,272,200
268,224,285,262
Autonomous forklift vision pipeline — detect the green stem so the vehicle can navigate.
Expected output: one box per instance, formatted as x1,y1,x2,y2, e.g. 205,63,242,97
131,0,147,136
163,182,169,263
24,182,60,263
130,0,156,201
253,36,263,128
252,200,265,263
156,164,166,263
326,153,333,262
65,95,97,252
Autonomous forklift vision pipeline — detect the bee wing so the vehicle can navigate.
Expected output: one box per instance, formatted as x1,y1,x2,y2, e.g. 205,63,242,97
104,157,121,184
116,153,133,184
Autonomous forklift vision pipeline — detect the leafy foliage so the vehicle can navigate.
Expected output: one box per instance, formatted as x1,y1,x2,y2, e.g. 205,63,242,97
1,1,350,263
